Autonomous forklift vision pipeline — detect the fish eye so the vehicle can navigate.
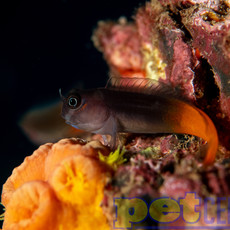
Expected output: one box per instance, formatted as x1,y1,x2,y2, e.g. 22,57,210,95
67,95,81,109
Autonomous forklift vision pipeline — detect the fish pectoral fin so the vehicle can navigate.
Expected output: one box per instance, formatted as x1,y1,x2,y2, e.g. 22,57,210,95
109,117,119,150
109,134,117,150
100,134,117,150
102,135,109,146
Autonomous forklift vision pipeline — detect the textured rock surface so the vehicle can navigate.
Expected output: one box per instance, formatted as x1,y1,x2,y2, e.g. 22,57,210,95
93,0,230,150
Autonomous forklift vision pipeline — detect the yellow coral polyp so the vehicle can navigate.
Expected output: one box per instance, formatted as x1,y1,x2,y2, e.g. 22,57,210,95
44,138,109,180
99,146,127,169
49,155,107,206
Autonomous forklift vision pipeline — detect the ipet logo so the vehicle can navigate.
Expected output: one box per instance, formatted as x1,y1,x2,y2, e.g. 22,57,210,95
113,192,230,229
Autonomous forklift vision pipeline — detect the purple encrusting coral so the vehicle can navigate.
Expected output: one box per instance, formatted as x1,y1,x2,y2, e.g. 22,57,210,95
92,0,230,228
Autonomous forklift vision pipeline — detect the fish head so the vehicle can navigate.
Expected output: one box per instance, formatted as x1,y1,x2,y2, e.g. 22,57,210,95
61,88,110,133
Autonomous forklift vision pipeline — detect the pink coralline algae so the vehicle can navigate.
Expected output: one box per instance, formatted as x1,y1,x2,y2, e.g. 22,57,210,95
93,21,143,75
92,0,230,151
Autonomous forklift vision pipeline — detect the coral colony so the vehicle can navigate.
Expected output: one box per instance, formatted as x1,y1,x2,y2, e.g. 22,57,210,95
2,0,230,229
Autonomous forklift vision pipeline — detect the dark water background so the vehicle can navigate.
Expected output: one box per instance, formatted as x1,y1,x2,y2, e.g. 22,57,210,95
0,0,146,219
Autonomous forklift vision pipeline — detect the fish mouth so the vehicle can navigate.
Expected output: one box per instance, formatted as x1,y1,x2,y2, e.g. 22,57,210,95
65,121,79,129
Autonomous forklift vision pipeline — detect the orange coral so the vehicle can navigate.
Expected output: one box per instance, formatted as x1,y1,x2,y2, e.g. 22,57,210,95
44,138,109,179
1,138,112,230
49,155,109,205
3,181,76,230
2,143,52,207
49,155,110,230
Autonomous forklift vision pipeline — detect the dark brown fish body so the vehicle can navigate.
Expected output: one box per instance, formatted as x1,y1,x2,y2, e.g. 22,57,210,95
101,89,172,134
61,88,172,136
61,78,218,165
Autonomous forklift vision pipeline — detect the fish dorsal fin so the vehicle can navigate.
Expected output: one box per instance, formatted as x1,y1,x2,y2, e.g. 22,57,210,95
105,77,182,98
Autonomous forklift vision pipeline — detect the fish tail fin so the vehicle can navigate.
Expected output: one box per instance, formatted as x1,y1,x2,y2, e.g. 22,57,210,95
203,134,219,165
199,109,218,165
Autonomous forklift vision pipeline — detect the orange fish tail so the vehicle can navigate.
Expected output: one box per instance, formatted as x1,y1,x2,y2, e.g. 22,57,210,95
203,137,218,165
166,101,218,165
199,109,218,165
